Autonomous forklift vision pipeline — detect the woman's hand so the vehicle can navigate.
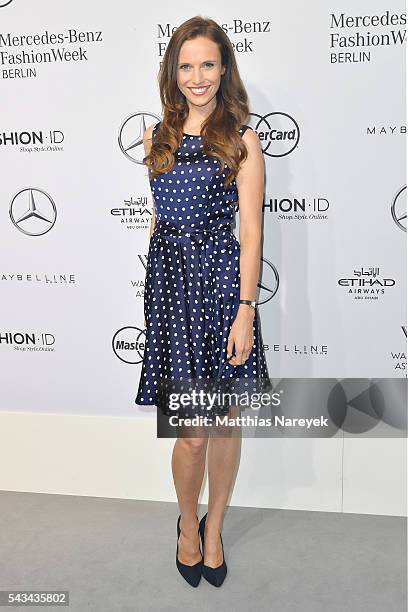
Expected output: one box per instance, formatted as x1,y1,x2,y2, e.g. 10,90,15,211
226,305,255,366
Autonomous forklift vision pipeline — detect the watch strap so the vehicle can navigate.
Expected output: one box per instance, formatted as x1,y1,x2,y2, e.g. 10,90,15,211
239,299,256,309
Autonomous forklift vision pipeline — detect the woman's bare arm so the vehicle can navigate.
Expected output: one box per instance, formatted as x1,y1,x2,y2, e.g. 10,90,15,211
235,128,264,312
226,128,264,365
143,123,157,238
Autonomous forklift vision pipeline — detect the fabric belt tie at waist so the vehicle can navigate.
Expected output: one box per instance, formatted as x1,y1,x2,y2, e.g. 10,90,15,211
153,222,236,377
154,223,233,238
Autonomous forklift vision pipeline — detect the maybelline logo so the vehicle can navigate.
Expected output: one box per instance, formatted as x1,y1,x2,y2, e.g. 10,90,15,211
112,326,146,364
247,112,300,157
391,185,406,232
0,130,64,152
0,28,103,79
0,330,55,351
271,344,328,356
263,196,330,219
118,111,161,164
9,187,57,236
329,11,406,64
338,267,396,299
366,124,406,136
1,272,76,285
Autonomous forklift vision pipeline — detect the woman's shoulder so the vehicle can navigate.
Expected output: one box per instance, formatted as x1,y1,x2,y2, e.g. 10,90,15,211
151,121,161,135
143,121,161,143
238,124,253,136
142,121,161,156
238,124,261,148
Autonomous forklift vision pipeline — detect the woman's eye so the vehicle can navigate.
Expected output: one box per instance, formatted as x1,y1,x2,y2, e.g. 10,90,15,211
179,63,215,70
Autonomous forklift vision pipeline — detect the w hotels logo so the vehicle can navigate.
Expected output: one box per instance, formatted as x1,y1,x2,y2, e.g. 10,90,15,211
248,112,300,157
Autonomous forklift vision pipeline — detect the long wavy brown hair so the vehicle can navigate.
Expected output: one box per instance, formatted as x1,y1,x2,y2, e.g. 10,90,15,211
144,16,250,189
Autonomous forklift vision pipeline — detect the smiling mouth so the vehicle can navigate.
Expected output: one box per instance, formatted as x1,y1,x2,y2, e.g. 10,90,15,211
188,85,210,96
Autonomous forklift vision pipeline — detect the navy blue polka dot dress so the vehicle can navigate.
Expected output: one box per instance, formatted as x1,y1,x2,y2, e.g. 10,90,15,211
135,122,271,412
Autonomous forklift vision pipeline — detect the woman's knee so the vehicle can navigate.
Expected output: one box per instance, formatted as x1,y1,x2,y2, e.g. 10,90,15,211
179,436,208,454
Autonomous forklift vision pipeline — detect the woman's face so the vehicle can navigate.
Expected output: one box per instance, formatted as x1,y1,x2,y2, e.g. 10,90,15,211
176,35,225,113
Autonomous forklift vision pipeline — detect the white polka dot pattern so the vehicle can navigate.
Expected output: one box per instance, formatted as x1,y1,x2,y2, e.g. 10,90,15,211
135,124,270,407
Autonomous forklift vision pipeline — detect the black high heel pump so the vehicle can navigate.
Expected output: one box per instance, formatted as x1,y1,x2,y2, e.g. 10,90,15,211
176,514,203,587
199,512,227,587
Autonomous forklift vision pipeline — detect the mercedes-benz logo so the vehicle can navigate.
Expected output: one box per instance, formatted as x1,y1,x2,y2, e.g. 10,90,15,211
118,111,161,164
391,185,406,232
247,112,300,157
9,187,57,236
257,257,279,305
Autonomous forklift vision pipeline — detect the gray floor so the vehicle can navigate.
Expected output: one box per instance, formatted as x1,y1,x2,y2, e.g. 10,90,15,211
0,492,406,612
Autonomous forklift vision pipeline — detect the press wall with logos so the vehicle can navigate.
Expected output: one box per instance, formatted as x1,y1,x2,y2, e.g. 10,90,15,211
1,0,406,513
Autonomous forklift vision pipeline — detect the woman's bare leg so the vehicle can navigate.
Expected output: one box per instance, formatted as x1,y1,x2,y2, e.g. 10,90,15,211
205,407,242,567
171,431,208,565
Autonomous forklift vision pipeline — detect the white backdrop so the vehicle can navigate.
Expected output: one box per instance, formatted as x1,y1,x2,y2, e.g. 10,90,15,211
0,1,407,515
1,0,406,416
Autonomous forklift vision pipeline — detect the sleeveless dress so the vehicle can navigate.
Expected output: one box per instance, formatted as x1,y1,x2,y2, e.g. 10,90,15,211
135,122,271,414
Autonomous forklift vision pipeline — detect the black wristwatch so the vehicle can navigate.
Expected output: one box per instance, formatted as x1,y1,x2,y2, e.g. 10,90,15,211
239,299,256,309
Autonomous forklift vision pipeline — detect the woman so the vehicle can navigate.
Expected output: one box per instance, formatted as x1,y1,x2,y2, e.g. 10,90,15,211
135,16,271,587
